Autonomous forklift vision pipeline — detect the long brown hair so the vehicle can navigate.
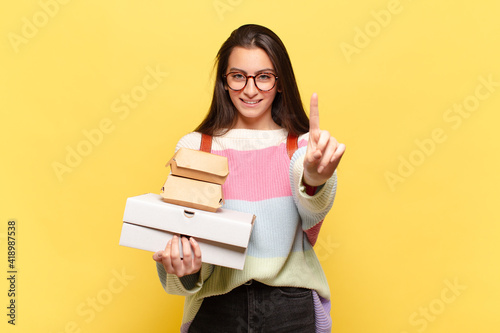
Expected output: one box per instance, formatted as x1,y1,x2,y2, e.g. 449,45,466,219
195,24,310,136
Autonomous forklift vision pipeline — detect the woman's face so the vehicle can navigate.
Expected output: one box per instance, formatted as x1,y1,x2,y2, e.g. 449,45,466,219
226,46,280,130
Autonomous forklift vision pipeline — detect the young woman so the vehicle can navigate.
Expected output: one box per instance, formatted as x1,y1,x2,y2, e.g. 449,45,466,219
153,24,345,332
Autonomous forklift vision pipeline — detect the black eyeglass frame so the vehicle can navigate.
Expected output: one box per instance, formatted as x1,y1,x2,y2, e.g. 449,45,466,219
223,72,279,92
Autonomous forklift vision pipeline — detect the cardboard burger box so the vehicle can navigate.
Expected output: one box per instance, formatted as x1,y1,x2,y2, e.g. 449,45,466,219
167,147,229,184
160,148,229,212
119,193,255,270
161,175,224,213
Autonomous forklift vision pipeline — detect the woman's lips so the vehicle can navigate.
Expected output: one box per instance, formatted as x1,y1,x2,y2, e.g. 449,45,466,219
240,99,262,106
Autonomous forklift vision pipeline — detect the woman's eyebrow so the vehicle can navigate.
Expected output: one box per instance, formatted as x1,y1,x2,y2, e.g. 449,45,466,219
228,67,275,74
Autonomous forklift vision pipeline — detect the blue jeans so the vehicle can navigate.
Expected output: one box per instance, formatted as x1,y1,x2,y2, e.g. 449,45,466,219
188,280,315,333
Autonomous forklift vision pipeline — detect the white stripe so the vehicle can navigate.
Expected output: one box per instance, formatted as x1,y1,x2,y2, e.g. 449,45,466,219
176,129,309,152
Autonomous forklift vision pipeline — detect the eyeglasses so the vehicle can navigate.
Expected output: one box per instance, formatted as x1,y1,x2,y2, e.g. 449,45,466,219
223,72,278,92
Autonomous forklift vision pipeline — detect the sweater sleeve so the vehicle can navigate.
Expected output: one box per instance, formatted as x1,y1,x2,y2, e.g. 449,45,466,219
155,132,215,295
156,262,214,296
289,137,338,233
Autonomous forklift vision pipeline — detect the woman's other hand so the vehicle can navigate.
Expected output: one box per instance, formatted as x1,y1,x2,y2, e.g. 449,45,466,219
303,93,346,187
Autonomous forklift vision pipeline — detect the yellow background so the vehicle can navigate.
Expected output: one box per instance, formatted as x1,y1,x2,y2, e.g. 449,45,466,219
1,0,499,332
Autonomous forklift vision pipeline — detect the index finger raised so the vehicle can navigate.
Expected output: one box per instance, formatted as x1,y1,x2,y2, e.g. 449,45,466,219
309,93,320,132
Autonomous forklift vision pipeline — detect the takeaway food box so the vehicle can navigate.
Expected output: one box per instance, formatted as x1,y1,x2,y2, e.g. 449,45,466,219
119,193,255,270
160,148,229,212
119,148,255,270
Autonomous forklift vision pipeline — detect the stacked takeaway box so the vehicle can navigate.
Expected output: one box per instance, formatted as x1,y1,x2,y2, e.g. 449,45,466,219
160,147,228,212
119,148,256,270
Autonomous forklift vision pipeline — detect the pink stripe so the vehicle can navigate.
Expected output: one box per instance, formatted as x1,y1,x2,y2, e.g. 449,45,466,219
298,138,308,149
213,144,292,201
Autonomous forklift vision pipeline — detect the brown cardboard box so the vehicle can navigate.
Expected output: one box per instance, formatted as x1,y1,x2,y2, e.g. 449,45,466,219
119,193,255,270
160,175,224,213
167,147,228,184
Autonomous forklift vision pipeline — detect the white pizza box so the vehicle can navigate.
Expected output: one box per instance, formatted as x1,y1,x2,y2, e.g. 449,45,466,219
119,193,255,270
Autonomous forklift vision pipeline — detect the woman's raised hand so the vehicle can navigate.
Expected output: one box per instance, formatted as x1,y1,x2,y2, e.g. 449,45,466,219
303,93,346,187
152,235,202,277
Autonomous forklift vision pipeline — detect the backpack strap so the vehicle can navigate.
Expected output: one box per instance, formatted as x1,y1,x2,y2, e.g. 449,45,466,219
200,133,212,153
286,133,298,159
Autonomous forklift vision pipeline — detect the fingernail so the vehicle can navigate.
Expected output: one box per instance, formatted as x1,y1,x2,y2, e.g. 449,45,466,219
158,252,163,258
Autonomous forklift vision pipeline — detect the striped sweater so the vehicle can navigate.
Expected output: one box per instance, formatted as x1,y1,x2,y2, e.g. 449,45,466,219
156,128,337,332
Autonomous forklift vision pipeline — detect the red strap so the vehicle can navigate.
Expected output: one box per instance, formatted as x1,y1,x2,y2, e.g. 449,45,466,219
286,133,298,159
200,133,212,153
